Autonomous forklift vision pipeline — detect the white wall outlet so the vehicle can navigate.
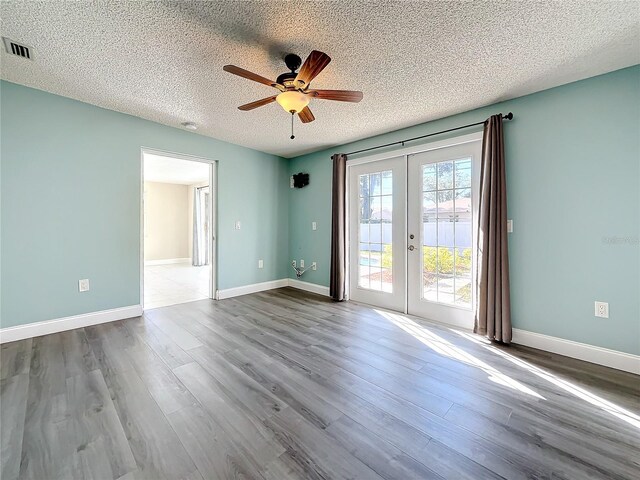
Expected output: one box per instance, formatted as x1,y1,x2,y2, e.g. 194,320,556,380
595,301,609,318
78,279,90,292
290,176,295,188
300,259,305,268
312,262,317,271
258,259,263,269
312,221,317,231
235,221,241,230
292,260,296,268
507,219,513,233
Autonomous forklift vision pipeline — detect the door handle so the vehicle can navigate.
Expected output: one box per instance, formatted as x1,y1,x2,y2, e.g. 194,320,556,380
408,245,415,251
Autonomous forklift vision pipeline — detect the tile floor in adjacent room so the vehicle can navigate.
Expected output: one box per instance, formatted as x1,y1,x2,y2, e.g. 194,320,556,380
143,262,210,309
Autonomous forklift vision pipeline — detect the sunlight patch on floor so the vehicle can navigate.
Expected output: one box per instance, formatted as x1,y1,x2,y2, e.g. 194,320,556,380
451,327,640,429
481,345,640,430
375,309,544,399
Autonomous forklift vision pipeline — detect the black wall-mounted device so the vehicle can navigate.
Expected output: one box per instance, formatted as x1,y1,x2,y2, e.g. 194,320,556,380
293,172,310,188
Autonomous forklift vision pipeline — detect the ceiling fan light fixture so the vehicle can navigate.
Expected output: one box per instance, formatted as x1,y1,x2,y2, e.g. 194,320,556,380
276,90,310,113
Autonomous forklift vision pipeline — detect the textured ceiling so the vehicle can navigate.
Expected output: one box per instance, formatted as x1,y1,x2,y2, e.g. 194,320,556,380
1,1,638,158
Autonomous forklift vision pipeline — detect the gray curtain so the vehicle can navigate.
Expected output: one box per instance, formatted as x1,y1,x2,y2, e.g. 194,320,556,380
192,187,208,267
330,153,347,301
474,115,512,343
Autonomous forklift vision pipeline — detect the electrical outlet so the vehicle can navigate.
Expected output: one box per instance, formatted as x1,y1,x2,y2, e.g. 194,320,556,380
507,219,513,233
595,301,609,318
311,262,317,271
258,259,263,269
312,221,317,231
300,259,305,268
78,279,90,292
292,260,296,268
290,176,295,188
235,221,241,230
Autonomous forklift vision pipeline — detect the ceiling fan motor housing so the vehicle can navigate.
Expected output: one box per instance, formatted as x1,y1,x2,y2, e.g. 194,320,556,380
276,71,298,88
278,53,303,88
284,53,302,72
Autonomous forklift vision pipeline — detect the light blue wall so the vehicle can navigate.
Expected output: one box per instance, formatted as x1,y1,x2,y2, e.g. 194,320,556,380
3,67,639,354
1,81,289,328
288,66,640,355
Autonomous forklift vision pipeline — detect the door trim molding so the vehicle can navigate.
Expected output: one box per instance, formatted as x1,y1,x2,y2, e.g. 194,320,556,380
346,131,483,166
140,148,218,310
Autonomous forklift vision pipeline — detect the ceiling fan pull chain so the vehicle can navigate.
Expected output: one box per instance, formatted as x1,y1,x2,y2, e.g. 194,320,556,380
290,111,295,140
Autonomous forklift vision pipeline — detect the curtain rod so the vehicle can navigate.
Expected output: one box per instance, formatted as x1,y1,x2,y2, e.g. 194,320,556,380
344,112,513,157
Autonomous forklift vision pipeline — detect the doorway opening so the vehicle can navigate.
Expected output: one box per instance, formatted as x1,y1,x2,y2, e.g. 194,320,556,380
141,149,216,310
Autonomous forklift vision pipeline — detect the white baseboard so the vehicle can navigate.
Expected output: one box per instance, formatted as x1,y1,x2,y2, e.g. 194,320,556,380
0,277,329,342
512,328,640,375
4,284,634,375
216,278,331,300
0,305,143,344
144,258,191,266
216,279,289,300
288,278,331,297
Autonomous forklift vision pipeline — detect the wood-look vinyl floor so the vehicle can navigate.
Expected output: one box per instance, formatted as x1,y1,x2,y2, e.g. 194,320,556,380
1,288,639,479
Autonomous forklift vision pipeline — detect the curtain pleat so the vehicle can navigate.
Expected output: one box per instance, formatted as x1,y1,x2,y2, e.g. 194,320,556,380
474,115,512,343
330,153,347,301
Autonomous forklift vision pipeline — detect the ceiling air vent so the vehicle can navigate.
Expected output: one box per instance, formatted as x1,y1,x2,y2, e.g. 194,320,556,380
2,38,33,60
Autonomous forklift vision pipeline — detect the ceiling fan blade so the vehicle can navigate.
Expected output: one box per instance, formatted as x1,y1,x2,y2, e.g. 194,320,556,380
294,51,331,88
238,95,278,111
307,89,363,102
298,106,315,123
223,65,281,89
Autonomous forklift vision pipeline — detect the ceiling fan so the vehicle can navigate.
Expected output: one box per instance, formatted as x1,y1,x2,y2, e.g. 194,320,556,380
223,51,363,138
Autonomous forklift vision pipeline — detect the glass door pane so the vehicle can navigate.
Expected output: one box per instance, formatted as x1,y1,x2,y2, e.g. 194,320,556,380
421,158,472,308
357,169,393,293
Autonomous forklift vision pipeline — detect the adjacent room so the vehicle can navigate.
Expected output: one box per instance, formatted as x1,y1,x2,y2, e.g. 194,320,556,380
1,2,638,480
143,151,214,309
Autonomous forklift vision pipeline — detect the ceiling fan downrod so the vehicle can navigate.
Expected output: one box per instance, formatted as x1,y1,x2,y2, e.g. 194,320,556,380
290,111,295,140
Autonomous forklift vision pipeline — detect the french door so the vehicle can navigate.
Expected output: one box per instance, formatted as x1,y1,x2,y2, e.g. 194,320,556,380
348,156,406,312
407,141,481,328
348,137,481,329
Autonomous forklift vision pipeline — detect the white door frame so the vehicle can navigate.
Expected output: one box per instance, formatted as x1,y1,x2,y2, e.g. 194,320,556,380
140,147,218,310
345,131,482,319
